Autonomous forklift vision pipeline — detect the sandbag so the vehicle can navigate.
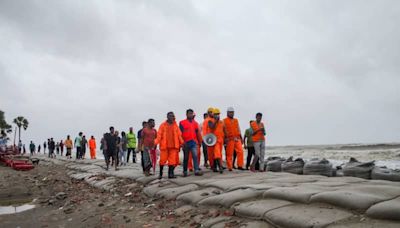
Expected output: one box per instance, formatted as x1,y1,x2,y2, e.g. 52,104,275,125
343,157,375,179
198,188,262,207
366,196,400,220
266,157,285,172
281,156,304,175
303,158,333,177
310,185,400,211
371,166,400,182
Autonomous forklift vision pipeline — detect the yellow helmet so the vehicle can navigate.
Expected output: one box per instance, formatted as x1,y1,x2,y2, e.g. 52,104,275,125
207,107,214,113
213,108,221,115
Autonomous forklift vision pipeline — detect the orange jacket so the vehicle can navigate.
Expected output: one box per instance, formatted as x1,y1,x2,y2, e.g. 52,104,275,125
251,121,265,142
65,139,73,149
206,119,224,143
202,117,213,136
155,121,184,150
223,117,241,138
89,139,96,149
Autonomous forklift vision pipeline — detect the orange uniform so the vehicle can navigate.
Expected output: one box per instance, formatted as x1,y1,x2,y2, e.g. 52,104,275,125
223,117,244,169
88,138,96,159
155,121,183,167
206,118,224,160
251,121,265,142
203,117,214,167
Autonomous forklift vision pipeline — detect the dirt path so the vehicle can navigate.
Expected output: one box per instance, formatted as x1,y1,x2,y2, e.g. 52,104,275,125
0,161,252,228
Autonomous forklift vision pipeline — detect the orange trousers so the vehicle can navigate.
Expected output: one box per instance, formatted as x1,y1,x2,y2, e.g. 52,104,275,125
90,148,96,159
207,142,223,167
188,145,201,170
225,140,244,169
159,149,179,166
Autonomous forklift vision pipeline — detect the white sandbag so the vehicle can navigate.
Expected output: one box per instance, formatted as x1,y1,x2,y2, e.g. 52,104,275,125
303,158,333,177
198,189,263,207
371,166,400,182
343,157,375,179
281,156,304,175
266,157,284,172
366,196,400,220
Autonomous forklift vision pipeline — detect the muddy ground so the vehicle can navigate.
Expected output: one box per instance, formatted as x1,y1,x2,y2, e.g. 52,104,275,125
0,161,252,228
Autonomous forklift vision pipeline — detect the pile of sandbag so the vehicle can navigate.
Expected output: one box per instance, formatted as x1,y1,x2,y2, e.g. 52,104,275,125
266,157,285,172
281,156,304,174
342,157,375,179
303,158,333,177
371,166,400,182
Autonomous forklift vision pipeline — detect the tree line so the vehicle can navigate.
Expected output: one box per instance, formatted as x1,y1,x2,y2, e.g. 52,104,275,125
0,110,29,143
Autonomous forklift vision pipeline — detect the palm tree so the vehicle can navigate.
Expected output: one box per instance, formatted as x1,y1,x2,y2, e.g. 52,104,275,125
13,116,29,142
0,110,12,133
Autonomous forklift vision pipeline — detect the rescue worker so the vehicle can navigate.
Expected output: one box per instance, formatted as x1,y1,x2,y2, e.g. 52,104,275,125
155,112,183,179
223,107,244,171
206,108,224,174
250,113,266,172
200,113,209,167
180,109,203,177
202,107,215,168
88,136,97,159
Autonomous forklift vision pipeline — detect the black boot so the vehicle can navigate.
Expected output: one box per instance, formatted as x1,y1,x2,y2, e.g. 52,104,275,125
168,166,177,179
159,165,164,179
213,159,218,172
171,166,176,179
217,159,223,174
168,166,172,178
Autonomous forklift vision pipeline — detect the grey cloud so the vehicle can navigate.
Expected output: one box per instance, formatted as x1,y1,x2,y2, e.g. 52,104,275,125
0,0,399,146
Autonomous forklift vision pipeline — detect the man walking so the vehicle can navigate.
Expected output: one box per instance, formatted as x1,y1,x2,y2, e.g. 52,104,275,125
202,107,215,168
89,136,96,159
200,113,209,168
49,138,56,158
29,141,35,156
205,108,224,173
47,139,51,158
74,132,82,159
104,127,118,171
119,132,128,166
250,113,266,172
155,112,183,179
137,121,147,172
81,135,88,159
60,140,64,156
65,135,73,159
139,119,157,175
180,109,203,177
223,107,244,171
127,127,137,163
244,121,260,170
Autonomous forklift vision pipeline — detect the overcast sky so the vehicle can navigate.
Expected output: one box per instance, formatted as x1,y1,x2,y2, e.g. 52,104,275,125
1,0,399,146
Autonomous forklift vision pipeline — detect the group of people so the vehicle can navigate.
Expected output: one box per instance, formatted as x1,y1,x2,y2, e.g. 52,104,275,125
25,139,63,157
21,107,266,180
69,134,97,160
101,127,137,170
100,107,266,179
26,135,97,160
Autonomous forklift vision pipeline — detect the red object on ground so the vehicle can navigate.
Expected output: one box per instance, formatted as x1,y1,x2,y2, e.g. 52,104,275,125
0,146,34,171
